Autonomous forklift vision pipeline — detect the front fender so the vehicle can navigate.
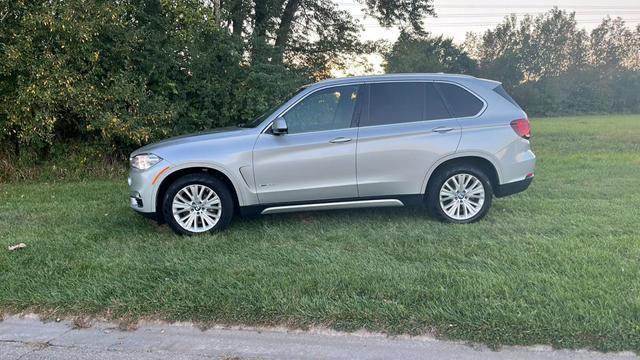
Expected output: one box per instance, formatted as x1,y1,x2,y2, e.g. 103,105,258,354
150,161,252,212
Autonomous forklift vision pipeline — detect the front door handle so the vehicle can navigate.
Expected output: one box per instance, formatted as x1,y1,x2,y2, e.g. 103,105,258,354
432,126,454,133
330,137,352,143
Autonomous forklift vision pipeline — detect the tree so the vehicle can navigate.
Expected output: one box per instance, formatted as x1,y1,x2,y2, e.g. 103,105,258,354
0,0,438,157
0,0,247,154
465,9,589,86
384,30,477,74
526,8,589,78
590,17,638,70
463,9,640,117
218,0,436,74
463,14,528,88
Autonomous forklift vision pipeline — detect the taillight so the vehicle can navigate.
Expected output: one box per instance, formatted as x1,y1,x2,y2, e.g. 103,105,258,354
510,118,531,139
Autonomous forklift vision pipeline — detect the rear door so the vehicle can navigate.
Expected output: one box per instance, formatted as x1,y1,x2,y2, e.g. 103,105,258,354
356,81,462,197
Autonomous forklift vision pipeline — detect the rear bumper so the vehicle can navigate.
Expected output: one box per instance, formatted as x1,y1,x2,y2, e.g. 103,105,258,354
495,175,533,198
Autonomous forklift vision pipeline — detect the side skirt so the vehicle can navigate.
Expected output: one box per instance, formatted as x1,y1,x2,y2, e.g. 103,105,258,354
239,195,424,218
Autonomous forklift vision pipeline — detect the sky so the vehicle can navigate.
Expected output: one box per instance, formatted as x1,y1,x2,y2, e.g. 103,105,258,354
335,0,640,74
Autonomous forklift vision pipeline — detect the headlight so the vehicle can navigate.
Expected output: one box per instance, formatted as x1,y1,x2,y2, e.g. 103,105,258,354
130,153,162,170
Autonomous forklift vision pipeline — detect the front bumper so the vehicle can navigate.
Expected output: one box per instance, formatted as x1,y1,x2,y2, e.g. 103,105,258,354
128,161,170,214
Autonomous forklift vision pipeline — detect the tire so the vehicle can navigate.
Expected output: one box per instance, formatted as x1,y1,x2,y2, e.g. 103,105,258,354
426,164,493,224
162,173,234,235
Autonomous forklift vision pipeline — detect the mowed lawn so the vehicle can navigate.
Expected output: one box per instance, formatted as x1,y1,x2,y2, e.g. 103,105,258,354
1,115,639,352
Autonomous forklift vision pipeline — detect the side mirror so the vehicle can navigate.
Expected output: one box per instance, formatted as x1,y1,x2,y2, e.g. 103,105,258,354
271,118,288,135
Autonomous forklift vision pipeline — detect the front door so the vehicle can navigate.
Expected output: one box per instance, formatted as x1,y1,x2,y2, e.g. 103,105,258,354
253,84,362,204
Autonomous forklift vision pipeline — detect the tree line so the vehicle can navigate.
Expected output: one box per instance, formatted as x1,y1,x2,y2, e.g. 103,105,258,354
386,8,640,117
0,0,433,157
1,2,638,160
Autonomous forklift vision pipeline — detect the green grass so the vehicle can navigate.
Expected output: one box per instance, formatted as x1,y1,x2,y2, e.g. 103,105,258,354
1,115,639,352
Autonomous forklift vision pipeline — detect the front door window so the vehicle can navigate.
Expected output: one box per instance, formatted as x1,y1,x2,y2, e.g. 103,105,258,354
283,85,360,134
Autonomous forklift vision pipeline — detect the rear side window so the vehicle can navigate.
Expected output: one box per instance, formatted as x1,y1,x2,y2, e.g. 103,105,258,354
364,82,424,126
435,83,484,118
493,84,522,109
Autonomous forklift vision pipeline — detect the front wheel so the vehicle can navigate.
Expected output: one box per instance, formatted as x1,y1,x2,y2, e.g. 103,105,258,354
426,165,493,223
162,174,234,235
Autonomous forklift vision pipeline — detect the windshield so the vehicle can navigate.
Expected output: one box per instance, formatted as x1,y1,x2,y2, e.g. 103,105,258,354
238,87,307,128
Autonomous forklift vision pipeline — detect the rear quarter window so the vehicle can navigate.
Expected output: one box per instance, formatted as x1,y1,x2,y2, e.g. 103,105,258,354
493,85,522,109
435,83,484,118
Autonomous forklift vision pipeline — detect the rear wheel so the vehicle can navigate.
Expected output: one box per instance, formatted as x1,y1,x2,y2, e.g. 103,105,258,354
427,165,493,223
162,174,234,235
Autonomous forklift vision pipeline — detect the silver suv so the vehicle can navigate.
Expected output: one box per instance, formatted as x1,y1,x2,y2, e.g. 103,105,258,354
128,74,535,235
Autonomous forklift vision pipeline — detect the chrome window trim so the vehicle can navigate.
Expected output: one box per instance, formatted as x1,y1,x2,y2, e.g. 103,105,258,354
260,82,365,134
260,78,487,134
430,80,487,119
359,80,487,127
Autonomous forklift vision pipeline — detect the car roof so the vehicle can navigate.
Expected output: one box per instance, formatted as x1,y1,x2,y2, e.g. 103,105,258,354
307,74,503,93
312,73,480,87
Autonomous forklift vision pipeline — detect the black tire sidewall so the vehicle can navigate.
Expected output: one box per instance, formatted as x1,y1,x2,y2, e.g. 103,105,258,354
427,165,493,224
162,174,234,235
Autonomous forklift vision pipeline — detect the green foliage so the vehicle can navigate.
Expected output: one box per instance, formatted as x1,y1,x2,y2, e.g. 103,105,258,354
0,0,437,161
0,0,308,157
384,8,640,118
591,17,638,70
464,8,640,117
2,2,637,161
0,141,126,182
463,15,528,88
362,0,435,33
511,69,640,116
464,9,591,86
384,31,477,74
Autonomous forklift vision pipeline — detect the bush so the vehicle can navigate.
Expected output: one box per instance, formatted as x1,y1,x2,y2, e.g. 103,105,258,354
511,68,640,116
0,142,127,182
0,0,309,160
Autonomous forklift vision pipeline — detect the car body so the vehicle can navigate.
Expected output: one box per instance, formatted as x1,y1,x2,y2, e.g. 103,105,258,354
128,73,535,234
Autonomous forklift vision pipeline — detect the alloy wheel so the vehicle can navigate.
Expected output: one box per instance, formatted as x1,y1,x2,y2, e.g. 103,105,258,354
172,184,222,233
439,173,485,221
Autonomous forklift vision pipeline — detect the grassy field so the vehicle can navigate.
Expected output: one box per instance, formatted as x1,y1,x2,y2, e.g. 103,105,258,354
1,115,639,352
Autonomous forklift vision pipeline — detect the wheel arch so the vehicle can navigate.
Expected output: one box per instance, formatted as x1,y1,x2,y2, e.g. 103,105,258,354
422,153,502,197
154,165,242,222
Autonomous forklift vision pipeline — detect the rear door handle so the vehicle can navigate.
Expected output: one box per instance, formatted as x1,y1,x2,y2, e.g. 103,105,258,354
330,137,352,143
432,126,454,133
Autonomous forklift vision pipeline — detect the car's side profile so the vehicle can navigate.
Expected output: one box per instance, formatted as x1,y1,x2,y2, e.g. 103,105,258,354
128,74,535,235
